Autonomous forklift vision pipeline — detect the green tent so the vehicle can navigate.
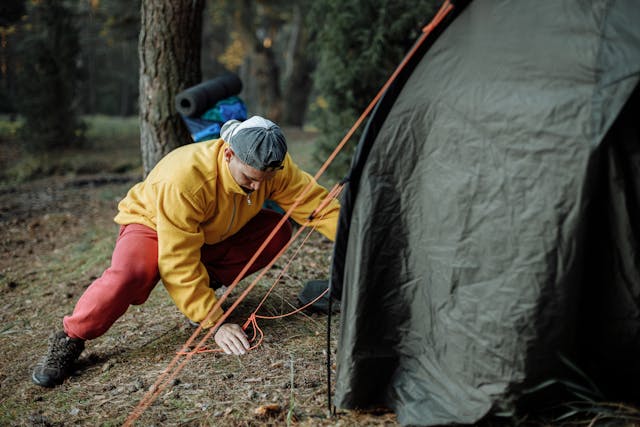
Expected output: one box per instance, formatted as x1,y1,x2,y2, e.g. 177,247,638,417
330,0,640,424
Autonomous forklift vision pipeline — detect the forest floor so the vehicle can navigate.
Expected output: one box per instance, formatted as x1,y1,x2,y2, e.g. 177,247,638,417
0,127,396,426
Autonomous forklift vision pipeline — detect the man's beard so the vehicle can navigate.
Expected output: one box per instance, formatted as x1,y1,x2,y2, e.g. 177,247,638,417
241,186,254,194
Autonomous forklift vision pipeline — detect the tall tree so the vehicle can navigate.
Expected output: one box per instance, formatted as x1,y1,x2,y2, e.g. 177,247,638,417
139,0,205,175
211,0,312,125
14,0,84,152
76,0,140,116
280,1,314,126
234,0,283,121
0,0,26,114
309,0,438,180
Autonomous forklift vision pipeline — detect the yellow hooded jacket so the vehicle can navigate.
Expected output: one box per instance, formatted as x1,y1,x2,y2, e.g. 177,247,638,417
114,138,340,328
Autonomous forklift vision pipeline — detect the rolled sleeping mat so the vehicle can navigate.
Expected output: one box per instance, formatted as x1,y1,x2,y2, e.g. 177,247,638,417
175,73,243,117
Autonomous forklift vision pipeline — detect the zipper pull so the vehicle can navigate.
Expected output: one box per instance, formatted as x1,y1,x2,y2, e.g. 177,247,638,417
247,194,252,205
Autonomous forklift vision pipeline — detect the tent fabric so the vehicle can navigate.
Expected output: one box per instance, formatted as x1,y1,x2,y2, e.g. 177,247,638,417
330,0,640,425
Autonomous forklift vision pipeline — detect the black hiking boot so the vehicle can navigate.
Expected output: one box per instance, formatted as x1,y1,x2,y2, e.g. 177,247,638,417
298,279,341,314
32,331,85,387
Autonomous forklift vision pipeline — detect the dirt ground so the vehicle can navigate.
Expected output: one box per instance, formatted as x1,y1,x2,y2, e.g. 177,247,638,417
0,163,398,426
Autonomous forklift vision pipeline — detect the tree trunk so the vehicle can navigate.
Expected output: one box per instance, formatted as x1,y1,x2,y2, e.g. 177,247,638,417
138,0,204,176
235,0,282,121
281,4,314,126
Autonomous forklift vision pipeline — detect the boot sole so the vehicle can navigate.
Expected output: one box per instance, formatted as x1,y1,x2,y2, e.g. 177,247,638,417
31,371,60,388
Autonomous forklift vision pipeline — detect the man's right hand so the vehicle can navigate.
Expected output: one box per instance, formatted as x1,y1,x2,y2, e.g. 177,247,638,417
214,323,250,355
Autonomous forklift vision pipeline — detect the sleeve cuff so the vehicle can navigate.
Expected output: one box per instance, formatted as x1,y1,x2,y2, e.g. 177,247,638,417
199,306,225,329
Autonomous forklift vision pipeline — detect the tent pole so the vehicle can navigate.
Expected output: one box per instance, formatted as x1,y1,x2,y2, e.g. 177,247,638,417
326,294,333,416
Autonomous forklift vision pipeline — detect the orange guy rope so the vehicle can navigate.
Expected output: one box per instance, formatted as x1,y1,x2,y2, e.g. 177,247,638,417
245,189,340,326
124,201,334,425
177,219,330,355
123,1,454,424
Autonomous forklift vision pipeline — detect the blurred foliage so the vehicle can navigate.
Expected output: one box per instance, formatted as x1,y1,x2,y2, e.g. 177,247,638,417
0,0,26,26
1,0,443,178
0,0,26,115
1,0,140,119
0,114,21,136
75,0,141,116
308,0,438,181
13,0,85,152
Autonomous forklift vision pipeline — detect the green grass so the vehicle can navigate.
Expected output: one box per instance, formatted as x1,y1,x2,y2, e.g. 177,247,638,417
0,114,140,144
0,115,329,185
0,115,142,184
0,115,21,137
83,115,139,141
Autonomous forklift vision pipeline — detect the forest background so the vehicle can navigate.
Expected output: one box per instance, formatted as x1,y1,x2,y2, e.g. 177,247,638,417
0,0,437,182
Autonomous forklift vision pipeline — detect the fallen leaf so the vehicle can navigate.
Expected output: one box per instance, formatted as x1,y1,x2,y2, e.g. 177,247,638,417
254,404,282,417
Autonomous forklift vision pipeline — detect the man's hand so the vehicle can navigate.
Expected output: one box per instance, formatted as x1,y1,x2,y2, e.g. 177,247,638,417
214,323,250,355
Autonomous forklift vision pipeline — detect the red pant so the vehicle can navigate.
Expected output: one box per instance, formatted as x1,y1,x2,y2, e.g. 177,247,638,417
63,209,292,340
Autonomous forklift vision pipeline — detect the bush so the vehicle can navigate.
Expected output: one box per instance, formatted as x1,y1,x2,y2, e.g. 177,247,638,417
308,0,438,181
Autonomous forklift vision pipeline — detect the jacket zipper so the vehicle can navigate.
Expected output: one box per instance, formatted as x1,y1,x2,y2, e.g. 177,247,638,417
223,195,237,236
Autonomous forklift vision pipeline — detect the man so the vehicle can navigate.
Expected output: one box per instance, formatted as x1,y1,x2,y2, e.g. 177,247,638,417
32,116,340,387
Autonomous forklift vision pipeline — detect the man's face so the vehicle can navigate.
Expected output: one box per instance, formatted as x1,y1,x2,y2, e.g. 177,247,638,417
224,148,277,194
